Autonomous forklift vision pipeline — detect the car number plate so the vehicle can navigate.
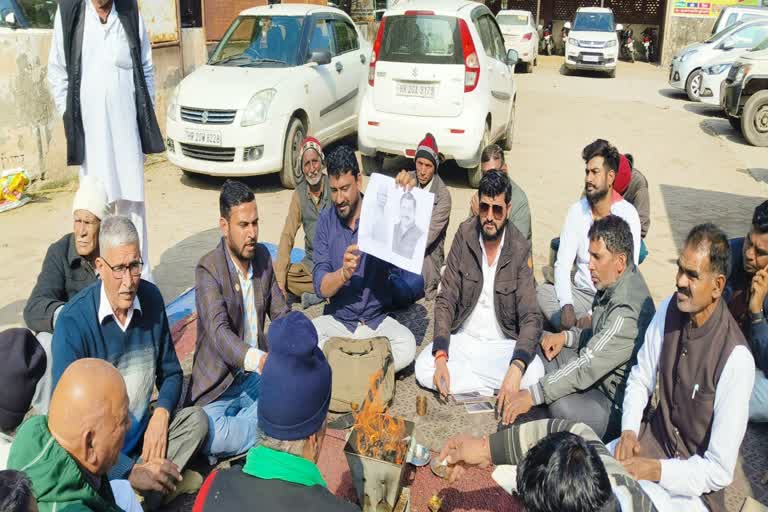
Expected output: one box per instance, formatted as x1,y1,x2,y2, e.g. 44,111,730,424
184,128,222,146
396,83,436,98
582,55,599,63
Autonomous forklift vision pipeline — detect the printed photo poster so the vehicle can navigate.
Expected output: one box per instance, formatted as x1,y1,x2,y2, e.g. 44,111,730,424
358,173,434,274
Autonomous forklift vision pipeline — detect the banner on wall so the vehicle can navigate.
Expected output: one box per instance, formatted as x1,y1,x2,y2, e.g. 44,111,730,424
673,0,761,18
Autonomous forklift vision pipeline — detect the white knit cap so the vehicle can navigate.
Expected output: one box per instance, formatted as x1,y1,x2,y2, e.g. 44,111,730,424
72,176,110,220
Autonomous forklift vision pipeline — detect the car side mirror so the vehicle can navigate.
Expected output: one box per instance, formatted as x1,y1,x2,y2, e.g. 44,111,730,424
506,49,519,66
308,49,332,66
719,38,735,50
615,23,624,32
3,10,18,29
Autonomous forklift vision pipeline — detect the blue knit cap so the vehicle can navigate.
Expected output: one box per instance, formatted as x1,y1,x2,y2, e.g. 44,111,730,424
258,311,332,441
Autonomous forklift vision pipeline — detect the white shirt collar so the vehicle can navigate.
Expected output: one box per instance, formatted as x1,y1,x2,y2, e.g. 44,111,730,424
227,247,253,280
479,229,506,268
98,282,141,331
420,177,434,191
85,0,117,29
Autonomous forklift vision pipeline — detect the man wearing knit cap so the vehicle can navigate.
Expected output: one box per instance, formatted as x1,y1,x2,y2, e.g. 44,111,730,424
23,175,110,414
276,136,332,309
394,132,452,300
615,153,650,264
193,312,357,511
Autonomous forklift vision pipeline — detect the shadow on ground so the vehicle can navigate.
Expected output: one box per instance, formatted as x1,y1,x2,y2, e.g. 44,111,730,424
684,102,725,117
154,228,220,303
698,118,750,146
660,185,762,252
559,64,613,79
658,88,687,100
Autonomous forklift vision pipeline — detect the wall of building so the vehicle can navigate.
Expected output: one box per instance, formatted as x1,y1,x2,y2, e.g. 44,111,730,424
659,14,713,66
181,27,209,76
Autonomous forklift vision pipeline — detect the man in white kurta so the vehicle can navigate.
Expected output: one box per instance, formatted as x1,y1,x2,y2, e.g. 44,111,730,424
48,0,154,280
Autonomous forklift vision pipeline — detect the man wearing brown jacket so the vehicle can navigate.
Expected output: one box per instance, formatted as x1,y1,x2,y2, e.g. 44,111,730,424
187,180,289,460
415,171,544,424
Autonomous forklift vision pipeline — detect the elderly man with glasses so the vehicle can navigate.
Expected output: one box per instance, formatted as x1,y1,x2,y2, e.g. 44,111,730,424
415,171,545,425
50,215,208,509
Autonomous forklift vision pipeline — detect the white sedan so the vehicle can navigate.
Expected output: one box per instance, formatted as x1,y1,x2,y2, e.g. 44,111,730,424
165,4,370,188
496,9,539,73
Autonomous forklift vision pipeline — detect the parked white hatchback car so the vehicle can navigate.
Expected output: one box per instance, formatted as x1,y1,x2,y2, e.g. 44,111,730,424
496,9,539,73
564,7,621,78
165,4,370,188
669,18,768,101
357,0,519,186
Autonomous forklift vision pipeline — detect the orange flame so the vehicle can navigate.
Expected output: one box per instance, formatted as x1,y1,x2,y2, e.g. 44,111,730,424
353,368,407,464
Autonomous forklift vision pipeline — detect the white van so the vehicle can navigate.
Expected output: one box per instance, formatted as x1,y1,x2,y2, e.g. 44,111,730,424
564,7,621,78
711,6,768,35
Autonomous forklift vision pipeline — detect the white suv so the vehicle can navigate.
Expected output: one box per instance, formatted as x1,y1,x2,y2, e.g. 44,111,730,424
564,7,621,77
165,4,369,188
357,0,519,186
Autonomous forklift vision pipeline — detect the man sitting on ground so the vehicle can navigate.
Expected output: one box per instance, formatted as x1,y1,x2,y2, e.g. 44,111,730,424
312,146,416,373
51,216,208,507
394,133,452,300
468,144,531,241
439,419,656,512
9,359,134,512
415,171,544,425
193,312,357,511
500,216,655,440
23,176,109,413
187,180,288,460
538,139,641,331
613,224,754,511
725,200,768,423
276,137,332,308
615,153,650,240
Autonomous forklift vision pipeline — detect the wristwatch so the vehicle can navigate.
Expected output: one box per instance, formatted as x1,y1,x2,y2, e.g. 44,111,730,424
751,310,766,324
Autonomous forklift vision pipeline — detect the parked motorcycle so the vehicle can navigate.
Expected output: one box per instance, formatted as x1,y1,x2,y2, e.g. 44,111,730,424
619,24,635,62
541,21,554,56
641,27,658,63
561,22,571,56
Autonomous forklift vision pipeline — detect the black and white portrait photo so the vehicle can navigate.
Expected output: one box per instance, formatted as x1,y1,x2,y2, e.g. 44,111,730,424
391,192,424,259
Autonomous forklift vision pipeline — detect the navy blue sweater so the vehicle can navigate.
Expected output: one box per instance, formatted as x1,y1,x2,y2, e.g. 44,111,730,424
51,280,182,477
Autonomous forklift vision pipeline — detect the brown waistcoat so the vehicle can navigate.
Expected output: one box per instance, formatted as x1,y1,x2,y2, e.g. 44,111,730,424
638,298,748,512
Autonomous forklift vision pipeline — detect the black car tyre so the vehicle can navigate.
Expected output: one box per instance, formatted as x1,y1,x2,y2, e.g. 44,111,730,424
685,69,703,102
741,90,768,147
467,126,489,188
280,117,305,189
361,153,382,176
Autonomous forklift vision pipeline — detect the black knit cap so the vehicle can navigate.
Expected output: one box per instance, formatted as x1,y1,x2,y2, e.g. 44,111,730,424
0,329,46,432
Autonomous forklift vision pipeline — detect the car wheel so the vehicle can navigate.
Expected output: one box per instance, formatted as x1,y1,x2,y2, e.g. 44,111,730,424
741,90,768,147
361,153,382,176
607,69,616,79
525,61,534,73
685,69,702,102
280,117,305,189
501,102,516,151
728,115,741,132
467,126,489,188
534,57,538,67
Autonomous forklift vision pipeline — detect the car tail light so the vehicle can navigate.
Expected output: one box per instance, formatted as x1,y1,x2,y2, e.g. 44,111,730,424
459,19,480,93
405,10,435,15
405,149,416,157
368,19,386,87
450,129,465,134
521,32,532,41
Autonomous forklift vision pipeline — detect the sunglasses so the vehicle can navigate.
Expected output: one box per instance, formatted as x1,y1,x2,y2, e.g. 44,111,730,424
479,201,505,221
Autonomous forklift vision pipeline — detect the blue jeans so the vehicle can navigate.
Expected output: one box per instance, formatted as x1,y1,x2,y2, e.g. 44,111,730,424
202,372,262,458
389,268,425,309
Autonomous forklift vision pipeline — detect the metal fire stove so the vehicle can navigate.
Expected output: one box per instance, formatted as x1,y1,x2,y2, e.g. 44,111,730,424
344,419,415,512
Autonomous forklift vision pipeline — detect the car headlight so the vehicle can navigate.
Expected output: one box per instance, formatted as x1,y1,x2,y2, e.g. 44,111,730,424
679,50,695,63
734,64,752,84
167,85,180,122
241,89,276,127
568,37,579,47
605,39,617,48
705,63,730,75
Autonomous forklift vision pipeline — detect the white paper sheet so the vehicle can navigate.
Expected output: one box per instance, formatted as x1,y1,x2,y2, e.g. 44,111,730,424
358,173,434,275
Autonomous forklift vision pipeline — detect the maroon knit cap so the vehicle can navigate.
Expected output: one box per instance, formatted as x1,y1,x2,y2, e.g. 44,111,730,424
415,133,439,169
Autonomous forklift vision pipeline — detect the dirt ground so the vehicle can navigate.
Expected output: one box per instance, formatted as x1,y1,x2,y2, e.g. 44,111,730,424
1,56,766,327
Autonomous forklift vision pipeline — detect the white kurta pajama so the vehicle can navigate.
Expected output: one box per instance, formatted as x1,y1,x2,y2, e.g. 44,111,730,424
48,0,154,279
416,232,545,394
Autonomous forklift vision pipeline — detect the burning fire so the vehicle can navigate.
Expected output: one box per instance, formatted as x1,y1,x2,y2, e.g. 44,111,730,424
353,366,407,465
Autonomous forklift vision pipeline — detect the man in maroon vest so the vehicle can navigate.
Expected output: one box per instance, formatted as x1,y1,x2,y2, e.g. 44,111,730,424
612,224,754,512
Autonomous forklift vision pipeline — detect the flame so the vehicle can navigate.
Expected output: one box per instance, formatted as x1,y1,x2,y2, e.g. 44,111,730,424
352,367,407,465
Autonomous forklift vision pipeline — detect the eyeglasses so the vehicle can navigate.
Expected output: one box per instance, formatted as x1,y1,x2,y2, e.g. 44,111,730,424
101,258,143,279
479,201,505,221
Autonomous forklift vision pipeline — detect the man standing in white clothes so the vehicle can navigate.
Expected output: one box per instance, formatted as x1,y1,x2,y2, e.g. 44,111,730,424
537,139,642,331
47,0,164,280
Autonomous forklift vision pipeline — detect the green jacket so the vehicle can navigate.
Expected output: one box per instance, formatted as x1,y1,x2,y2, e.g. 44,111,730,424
7,416,121,512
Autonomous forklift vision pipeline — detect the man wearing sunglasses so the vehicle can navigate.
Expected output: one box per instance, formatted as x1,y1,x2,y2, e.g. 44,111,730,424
50,216,209,509
415,171,544,425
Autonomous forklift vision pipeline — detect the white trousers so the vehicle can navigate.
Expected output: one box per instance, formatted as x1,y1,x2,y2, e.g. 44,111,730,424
312,315,416,372
112,199,152,281
605,439,707,512
415,333,545,394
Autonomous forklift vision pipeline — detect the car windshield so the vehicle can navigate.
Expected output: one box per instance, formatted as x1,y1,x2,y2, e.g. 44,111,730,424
751,35,768,51
209,15,304,67
497,14,529,26
572,12,615,32
705,21,743,43
379,15,463,64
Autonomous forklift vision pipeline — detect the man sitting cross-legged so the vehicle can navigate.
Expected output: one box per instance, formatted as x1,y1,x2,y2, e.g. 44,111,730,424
415,171,544,425
187,180,288,461
500,216,655,440
51,216,208,508
312,146,416,373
